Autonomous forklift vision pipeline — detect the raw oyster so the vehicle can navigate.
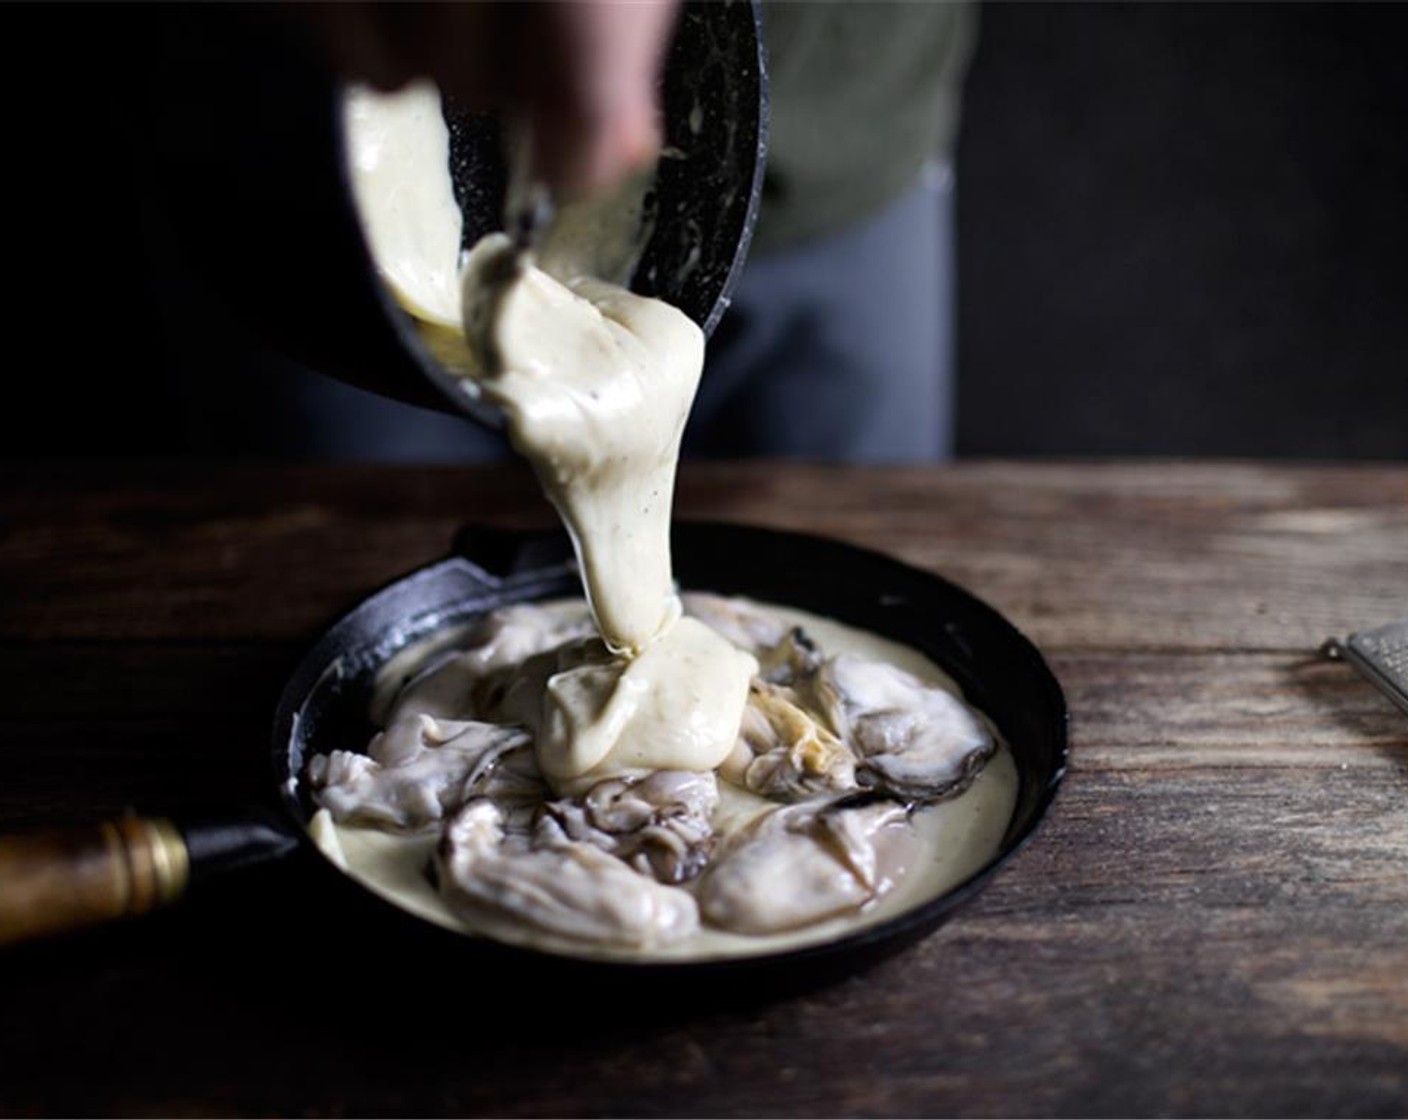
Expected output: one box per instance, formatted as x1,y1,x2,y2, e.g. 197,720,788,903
812,654,994,803
698,797,915,935
536,770,720,883
719,681,859,800
307,714,537,830
683,593,821,685
437,800,699,948
682,592,789,652
386,605,597,723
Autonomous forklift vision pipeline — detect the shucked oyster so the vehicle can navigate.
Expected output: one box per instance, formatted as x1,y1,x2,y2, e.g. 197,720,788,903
719,680,859,801
698,797,916,935
682,592,790,654
437,800,699,948
683,593,822,686
812,654,994,803
536,770,720,883
307,714,537,830
385,605,598,724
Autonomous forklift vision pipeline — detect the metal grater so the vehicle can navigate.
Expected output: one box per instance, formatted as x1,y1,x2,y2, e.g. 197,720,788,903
1321,619,1408,718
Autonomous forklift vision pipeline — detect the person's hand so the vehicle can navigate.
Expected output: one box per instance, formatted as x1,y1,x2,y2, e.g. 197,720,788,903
303,1,678,198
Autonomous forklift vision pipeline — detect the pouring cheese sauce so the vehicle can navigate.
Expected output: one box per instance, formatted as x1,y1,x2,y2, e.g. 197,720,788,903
348,81,756,790
316,84,1017,960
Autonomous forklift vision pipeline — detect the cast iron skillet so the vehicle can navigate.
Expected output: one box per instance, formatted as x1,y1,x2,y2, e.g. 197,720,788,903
272,522,1068,983
0,524,1066,988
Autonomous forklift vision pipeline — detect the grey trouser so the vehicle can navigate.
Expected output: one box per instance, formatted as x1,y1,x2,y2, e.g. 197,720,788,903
689,164,955,462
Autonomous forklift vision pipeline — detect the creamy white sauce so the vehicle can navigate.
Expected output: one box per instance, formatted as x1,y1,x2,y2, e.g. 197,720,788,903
343,84,654,379
459,231,703,655
472,288,760,785
346,83,754,792
344,83,464,328
334,88,1017,962
311,603,1019,963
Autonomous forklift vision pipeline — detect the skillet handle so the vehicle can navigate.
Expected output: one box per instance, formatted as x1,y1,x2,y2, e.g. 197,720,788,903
0,811,301,946
0,817,190,946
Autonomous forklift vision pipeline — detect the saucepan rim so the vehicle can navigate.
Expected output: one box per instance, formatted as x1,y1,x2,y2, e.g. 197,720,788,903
325,0,770,431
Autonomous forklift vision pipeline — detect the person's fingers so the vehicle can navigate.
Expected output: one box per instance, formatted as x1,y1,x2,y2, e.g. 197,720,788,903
299,2,503,107
518,0,678,197
386,4,503,109
297,2,416,93
301,0,679,196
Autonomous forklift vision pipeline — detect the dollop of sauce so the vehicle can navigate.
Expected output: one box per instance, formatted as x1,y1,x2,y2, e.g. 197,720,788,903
512,617,756,791
345,82,463,328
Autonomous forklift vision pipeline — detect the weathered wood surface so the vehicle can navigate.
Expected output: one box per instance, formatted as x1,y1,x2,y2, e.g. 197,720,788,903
3,461,1405,649
0,462,1406,1117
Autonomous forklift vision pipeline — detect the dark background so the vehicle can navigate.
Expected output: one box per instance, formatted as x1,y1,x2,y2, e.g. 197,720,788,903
4,2,1407,460
956,2,1408,458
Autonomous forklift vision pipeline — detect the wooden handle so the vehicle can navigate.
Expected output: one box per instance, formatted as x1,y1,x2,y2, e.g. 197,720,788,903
0,818,190,946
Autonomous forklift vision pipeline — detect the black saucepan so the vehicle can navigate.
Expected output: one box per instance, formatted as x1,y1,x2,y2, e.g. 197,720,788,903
122,0,767,429
0,524,1065,990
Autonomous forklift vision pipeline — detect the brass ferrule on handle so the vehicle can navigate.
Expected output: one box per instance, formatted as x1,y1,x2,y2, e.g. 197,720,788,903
0,817,191,946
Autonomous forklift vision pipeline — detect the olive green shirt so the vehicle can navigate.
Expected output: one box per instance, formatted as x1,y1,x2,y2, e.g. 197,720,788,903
754,0,977,252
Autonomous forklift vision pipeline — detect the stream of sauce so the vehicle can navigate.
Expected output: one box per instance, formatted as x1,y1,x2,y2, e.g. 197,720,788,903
347,82,755,793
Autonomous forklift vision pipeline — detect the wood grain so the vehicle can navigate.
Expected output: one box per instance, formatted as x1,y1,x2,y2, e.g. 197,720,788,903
0,462,1406,1116
1,461,1404,649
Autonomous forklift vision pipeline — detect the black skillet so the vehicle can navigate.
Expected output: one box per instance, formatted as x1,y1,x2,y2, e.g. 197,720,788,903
280,523,1069,985
0,524,1066,989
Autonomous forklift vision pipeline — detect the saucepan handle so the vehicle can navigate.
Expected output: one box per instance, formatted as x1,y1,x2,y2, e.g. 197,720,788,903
0,811,300,946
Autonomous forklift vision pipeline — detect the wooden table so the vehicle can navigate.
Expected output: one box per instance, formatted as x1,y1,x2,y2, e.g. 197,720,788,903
1,461,1405,1116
